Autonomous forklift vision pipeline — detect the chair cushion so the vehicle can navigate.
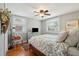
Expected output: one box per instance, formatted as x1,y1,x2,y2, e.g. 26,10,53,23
65,29,79,47
68,47,79,56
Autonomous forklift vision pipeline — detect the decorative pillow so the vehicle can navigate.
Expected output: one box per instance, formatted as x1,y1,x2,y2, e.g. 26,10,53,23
77,42,79,50
57,31,68,42
65,29,79,47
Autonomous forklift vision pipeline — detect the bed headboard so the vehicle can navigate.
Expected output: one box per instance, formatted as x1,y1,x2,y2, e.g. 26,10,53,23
65,20,79,31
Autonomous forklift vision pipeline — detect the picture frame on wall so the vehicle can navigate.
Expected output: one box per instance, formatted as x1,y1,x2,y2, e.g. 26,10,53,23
65,20,79,31
46,18,60,33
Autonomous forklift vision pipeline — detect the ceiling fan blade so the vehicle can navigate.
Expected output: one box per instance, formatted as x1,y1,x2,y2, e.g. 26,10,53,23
45,10,49,12
34,11,39,13
45,14,50,16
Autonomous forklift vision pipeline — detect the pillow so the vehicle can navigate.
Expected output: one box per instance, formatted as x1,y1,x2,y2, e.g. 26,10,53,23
57,31,68,42
65,29,79,47
77,42,79,50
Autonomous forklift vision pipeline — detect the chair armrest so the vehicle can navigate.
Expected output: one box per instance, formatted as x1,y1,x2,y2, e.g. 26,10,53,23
68,47,79,56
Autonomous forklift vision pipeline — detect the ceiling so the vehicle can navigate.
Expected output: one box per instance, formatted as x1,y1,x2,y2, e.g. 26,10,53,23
0,3,79,20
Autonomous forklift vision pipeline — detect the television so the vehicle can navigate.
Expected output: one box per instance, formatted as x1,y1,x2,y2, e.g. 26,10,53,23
32,28,38,32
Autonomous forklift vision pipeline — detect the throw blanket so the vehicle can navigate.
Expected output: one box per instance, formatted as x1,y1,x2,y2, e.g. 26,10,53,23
29,34,69,56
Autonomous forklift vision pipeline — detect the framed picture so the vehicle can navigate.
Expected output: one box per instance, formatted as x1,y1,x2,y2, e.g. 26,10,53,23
46,18,60,33
65,20,79,31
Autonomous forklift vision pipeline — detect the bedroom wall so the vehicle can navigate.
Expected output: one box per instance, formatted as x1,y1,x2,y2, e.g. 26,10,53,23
41,11,79,34
0,34,4,56
27,19,41,39
60,11,79,31
41,20,46,34
9,15,41,40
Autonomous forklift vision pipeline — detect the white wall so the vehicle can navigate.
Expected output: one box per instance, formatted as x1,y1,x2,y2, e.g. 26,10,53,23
27,19,41,34
27,19,41,39
41,20,46,34
41,11,79,33
0,34,4,56
60,11,79,31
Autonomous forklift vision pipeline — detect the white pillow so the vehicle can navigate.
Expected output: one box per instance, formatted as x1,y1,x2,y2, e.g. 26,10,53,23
65,29,79,47
57,31,68,42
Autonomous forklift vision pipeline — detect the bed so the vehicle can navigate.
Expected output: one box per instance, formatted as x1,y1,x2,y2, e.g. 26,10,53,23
29,34,69,56
29,20,79,56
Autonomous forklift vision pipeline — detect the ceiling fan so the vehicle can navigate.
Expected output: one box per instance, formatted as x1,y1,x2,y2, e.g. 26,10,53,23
34,10,50,18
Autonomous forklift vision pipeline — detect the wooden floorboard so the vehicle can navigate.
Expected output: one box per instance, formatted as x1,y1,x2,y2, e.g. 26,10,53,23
6,44,36,56
6,42,45,56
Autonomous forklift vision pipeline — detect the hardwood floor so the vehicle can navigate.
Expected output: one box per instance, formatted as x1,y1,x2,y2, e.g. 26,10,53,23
6,44,35,56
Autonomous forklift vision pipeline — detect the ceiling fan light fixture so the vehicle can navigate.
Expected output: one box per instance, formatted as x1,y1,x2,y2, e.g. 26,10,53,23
34,9,50,18
39,13,44,16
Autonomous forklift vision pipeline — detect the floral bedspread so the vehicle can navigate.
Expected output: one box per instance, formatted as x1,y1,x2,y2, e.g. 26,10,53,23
29,34,69,56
